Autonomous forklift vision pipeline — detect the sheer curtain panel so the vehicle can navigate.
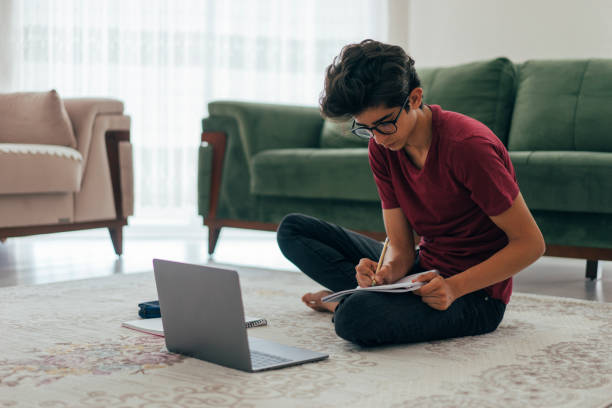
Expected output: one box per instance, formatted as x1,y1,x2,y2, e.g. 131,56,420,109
4,0,388,225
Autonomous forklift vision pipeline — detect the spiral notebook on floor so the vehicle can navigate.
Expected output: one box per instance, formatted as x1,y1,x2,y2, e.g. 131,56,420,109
122,316,267,337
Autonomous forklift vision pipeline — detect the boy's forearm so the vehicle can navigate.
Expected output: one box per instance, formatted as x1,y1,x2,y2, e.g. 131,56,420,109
385,244,416,278
447,238,544,299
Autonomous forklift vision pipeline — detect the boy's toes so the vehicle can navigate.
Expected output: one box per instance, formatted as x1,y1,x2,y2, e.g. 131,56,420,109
301,290,335,312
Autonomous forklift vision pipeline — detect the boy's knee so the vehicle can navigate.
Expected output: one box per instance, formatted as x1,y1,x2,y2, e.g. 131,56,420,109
276,213,309,255
276,213,305,239
333,294,379,347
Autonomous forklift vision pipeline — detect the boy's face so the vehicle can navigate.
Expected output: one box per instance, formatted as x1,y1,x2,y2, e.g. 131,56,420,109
353,88,423,151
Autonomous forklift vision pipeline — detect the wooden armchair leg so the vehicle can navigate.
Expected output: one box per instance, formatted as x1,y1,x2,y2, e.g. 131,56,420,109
208,226,221,255
108,226,123,256
586,259,601,280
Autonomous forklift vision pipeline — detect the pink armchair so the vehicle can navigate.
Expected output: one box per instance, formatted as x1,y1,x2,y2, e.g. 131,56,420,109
0,91,134,255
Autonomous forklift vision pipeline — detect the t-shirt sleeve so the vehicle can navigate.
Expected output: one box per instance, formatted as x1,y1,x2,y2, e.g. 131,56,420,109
452,136,520,216
368,140,400,209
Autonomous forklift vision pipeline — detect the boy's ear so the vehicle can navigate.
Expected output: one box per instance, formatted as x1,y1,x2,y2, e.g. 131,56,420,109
409,87,423,109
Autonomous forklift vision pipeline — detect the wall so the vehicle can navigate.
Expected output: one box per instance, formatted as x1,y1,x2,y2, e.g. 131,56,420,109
392,0,612,67
387,0,410,49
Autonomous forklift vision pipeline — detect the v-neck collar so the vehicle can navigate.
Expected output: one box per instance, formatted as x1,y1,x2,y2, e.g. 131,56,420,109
401,105,438,176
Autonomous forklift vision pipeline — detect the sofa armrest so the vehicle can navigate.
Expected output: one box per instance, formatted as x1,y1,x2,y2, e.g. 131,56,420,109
199,114,258,222
205,101,324,158
199,133,223,221
200,101,324,224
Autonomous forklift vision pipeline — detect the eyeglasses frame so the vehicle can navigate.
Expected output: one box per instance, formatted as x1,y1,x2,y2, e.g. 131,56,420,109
351,94,411,139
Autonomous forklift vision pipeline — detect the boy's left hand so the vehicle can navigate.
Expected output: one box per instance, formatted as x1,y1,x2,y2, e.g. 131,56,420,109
412,271,458,311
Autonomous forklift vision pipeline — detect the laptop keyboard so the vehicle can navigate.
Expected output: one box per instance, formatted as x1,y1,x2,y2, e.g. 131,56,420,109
251,350,292,367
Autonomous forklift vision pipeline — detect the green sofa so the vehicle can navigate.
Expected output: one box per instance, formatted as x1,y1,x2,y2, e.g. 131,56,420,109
198,57,612,279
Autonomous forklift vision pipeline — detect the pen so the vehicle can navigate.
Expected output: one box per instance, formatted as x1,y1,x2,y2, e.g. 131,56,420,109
372,237,389,286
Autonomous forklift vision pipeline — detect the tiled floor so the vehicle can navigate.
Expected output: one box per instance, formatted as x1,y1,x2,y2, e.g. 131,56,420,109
0,225,610,303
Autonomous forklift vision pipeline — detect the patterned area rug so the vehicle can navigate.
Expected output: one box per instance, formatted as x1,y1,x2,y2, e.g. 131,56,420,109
0,266,611,408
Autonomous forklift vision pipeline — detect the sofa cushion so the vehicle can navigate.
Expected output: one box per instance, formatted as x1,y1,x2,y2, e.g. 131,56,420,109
0,90,77,148
251,148,379,202
319,119,369,148
419,58,517,145
508,59,612,152
0,144,82,194
510,151,612,214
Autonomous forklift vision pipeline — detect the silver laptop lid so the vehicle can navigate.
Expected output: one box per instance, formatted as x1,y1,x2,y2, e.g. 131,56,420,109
152,259,252,371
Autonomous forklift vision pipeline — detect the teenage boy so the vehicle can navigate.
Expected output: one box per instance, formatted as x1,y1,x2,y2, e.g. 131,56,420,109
277,40,545,346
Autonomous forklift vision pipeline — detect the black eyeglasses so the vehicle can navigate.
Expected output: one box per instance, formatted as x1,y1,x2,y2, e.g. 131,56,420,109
351,95,410,140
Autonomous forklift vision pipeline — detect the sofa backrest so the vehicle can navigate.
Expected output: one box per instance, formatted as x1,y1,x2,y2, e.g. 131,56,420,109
319,119,369,148
319,57,517,149
419,57,517,146
208,101,323,157
507,59,612,152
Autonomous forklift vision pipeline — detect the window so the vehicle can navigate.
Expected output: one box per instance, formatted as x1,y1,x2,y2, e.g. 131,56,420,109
8,0,388,224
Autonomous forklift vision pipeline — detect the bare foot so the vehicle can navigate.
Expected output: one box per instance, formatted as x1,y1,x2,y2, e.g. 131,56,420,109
301,290,338,313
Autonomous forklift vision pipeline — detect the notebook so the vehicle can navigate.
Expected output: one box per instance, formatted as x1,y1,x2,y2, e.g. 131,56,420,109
322,269,439,302
122,316,267,337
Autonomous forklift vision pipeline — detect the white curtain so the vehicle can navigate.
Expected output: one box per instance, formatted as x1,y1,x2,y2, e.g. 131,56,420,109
5,0,388,225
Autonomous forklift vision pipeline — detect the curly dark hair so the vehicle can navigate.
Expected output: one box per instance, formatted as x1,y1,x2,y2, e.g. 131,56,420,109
319,39,421,119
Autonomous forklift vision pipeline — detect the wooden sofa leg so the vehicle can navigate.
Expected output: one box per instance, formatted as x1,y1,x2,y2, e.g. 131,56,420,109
108,227,123,256
586,259,601,280
208,227,221,255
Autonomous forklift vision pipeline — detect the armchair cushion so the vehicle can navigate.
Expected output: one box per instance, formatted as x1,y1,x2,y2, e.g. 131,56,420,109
251,148,379,202
0,90,77,148
0,144,82,194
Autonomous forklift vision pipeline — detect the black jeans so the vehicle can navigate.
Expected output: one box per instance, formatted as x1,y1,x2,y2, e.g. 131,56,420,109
276,213,506,347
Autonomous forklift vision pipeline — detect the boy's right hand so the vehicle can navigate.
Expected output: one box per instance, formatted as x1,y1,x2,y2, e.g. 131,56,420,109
355,258,398,287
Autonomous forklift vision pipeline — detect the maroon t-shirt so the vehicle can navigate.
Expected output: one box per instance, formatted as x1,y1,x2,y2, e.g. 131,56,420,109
368,105,519,304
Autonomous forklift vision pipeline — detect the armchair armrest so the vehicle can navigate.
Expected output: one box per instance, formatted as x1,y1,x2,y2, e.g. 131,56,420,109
63,98,125,168
64,98,133,223
107,131,134,219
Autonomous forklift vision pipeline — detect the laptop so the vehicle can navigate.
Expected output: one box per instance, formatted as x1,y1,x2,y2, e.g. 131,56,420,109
152,259,329,372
